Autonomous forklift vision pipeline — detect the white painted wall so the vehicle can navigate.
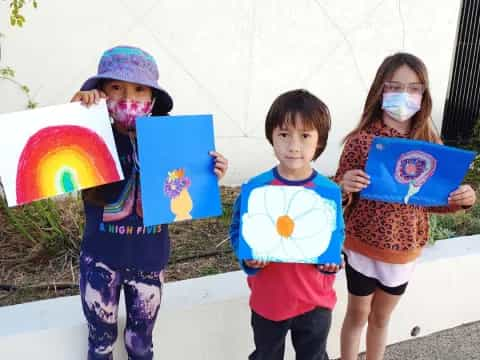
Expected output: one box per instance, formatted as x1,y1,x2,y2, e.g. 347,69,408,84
1,235,479,359
0,1,461,184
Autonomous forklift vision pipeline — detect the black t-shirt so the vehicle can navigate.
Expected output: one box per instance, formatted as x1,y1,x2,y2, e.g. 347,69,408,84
82,130,170,272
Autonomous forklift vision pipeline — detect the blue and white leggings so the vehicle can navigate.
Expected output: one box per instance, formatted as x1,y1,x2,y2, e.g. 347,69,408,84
79,253,164,360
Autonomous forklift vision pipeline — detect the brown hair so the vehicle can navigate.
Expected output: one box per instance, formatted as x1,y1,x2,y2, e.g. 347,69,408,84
265,89,331,160
344,52,441,144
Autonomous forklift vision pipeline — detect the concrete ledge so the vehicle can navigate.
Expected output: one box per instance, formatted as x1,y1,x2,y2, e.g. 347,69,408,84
1,235,479,359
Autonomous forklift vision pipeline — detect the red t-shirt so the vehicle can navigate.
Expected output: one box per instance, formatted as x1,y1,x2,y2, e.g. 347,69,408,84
248,262,336,321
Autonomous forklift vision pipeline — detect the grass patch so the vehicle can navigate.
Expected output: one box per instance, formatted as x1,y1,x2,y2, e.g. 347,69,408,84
429,120,480,241
429,194,480,242
461,120,480,189
0,192,83,266
0,187,240,306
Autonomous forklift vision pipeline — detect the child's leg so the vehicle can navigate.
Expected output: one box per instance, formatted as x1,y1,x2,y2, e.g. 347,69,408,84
340,293,373,360
290,307,332,360
340,260,376,360
341,258,407,360
249,311,290,360
79,253,122,360
365,288,403,360
122,269,163,360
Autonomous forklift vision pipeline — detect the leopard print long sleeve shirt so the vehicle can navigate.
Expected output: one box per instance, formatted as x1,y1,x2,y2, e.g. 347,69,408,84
334,121,460,264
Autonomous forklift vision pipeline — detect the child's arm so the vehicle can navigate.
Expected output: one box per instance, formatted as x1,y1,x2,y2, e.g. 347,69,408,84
244,259,269,269
209,151,228,180
317,261,343,274
334,133,371,205
229,195,265,275
71,89,106,107
427,184,477,213
448,184,476,207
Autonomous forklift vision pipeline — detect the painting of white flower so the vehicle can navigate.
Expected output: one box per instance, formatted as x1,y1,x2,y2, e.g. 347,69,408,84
241,185,337,263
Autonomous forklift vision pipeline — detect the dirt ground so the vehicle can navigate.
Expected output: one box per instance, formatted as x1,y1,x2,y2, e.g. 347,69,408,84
0,187,240,306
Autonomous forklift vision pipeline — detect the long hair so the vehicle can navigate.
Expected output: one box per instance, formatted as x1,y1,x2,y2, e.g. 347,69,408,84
344,52,441,144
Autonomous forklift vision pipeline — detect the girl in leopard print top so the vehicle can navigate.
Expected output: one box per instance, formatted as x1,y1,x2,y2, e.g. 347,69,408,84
335,53,476,360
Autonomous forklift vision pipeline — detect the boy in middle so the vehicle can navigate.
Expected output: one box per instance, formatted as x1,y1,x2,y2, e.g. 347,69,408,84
230,89,344,360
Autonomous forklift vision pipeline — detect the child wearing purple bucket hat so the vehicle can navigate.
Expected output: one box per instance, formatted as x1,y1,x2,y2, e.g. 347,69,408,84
71,45,229,360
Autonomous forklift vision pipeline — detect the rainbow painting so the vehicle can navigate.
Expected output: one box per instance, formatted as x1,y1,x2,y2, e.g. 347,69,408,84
0,100,123,206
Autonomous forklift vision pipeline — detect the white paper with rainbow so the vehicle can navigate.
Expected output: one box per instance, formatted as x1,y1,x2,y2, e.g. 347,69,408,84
0,100,123,206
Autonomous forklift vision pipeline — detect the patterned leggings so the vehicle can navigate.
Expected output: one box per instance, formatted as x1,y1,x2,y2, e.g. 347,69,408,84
79,253,164,360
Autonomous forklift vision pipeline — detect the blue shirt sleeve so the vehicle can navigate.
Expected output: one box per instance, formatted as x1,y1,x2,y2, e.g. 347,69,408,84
229,195,241,251
229,194,259,276
336,187,345,233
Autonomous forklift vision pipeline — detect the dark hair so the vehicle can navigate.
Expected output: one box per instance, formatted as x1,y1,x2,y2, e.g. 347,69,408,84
265,89,331,160
151,90,171,115
344,52,440,144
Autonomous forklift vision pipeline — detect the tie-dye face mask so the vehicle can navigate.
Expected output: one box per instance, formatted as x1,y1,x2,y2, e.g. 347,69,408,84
106,99,154,130
381,92,422,122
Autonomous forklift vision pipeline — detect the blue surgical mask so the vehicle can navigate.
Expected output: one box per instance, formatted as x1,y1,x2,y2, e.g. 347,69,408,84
382,92,422,122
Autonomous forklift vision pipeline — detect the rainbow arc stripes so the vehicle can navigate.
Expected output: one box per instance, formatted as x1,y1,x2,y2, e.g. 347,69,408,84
16,125,120,205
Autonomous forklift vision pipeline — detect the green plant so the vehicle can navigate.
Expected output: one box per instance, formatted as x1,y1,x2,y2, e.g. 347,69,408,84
429,214,456,242
1,1,39,109
465,154,480,189
429,193,480,242
467,120,480,150
9,0,38,27
0,66,38,108
219,199,234,227
199,265,220,277
463,120,480,188
0,190,83,262
0,2,50,262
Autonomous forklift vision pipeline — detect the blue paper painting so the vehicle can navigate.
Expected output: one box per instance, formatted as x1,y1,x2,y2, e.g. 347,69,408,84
136,114,222,226
361,137,476,206
237,172,344,264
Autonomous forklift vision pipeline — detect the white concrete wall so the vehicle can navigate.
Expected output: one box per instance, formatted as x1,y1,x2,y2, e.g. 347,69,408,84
0,0,461,185
1,234,479,359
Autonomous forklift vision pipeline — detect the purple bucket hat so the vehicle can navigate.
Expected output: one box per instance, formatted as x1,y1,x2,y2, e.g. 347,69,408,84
81,45,173,113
